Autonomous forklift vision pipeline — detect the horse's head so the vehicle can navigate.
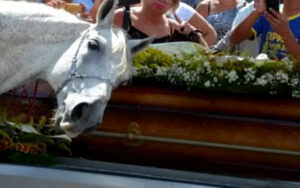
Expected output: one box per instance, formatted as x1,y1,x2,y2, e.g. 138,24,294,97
54,0,152,138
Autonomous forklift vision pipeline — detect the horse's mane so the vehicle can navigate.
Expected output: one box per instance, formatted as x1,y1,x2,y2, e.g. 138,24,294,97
0,1,90,45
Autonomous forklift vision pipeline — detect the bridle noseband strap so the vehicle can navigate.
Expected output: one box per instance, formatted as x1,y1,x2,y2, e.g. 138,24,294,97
55,30,113,95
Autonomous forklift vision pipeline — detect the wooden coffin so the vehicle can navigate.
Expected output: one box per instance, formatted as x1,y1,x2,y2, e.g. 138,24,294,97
70,43,300,177
1,82,300,179
69,84,300,177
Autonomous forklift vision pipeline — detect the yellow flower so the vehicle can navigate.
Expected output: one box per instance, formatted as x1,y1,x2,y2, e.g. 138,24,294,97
15,142,45,155
0,136,14,151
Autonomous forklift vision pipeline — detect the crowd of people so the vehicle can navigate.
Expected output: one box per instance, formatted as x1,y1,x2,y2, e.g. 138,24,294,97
42,0,300,64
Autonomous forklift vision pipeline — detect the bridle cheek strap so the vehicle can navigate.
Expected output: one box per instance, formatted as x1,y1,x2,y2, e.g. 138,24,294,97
55,30,113,95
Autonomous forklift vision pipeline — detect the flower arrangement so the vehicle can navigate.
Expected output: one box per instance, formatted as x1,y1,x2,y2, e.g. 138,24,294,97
133,42,300,97
0,108,71,165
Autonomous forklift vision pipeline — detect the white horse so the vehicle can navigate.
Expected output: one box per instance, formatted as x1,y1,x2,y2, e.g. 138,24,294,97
0,0,152,138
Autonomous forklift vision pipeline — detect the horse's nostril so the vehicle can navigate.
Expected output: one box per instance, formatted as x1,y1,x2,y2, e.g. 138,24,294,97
71,102,89,122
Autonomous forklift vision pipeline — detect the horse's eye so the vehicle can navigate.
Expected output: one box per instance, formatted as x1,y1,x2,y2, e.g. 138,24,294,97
88,40,100,51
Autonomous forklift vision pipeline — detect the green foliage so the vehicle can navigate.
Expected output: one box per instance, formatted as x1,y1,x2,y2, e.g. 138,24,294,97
0,108,71,165
0,108,7,123
133,47,173,68
36,116,47,132
133,44,300,97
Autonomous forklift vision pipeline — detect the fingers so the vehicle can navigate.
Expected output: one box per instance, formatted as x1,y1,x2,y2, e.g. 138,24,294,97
265,11,280,27
80,12,94,23
180,22,196,34
265,9,287,26
56,0,65,8
265,9,290,36
269,8,286,23
47,0,65,8
265,17,277,29
84,16,94,23
255,0,266,13
268,8,280,18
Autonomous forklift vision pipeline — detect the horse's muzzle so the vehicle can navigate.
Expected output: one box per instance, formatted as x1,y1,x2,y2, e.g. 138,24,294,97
59,100,105,138
70,102,90,122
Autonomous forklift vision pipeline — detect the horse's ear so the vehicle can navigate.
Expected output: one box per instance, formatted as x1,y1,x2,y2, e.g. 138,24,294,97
129,37,154,55
96,0,117,27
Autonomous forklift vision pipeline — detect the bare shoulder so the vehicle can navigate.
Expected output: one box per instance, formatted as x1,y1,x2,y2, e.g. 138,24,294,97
196,0,210,17
197,0,210,7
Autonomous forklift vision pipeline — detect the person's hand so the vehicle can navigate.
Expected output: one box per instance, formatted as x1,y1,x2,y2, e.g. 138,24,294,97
45,0,66,8
265,9,291,38
80,12,94,23
254,0,266,15
180,22,196,35
180,22,208,47
77,3,93,21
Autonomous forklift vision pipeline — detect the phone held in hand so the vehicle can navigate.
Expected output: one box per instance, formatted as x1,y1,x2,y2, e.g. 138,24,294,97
266,0,279,16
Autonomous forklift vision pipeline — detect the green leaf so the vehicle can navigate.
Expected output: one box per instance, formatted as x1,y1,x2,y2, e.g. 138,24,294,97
133,43,298,97
37,116,47,132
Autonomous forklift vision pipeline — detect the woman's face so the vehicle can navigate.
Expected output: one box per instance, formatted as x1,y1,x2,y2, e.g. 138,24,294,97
143,0,176,14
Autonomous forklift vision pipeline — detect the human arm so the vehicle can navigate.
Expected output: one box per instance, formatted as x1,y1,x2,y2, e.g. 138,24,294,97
232,2,254,28
230,0,266,44
90,0,125,25
112,8,125,27
169,19,209,47
265,9,300,65
196,0,209,18
188,12,216,46
89,0,104,22
44,0,69,8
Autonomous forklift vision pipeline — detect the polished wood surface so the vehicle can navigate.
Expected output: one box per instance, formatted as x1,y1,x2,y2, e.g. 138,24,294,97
111,84,300,121
75,84,300,174
74,103,300,171
2,84,300,177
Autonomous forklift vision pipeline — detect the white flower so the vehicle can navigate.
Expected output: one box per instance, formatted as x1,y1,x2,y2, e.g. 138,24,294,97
261,73,274,82
226,55,244,63
255,53,271,67
290,78,299,87
248,57,256,63
244,73,255,83
132,67,138,76
256,53,269,60
244,68,256,83
204,80,211,88
183,72,190,81
155,67,164,76
244,67,256,75
226,71,239,83
204,61,210,67
275,71,289,83
254,78,268,86
277,57,294,71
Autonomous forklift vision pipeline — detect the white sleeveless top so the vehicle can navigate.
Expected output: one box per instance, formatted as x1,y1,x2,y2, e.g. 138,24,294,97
168,2,196,22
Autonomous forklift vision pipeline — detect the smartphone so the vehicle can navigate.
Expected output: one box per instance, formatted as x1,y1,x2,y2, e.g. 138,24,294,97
118,0,140,7
266,0,279,15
